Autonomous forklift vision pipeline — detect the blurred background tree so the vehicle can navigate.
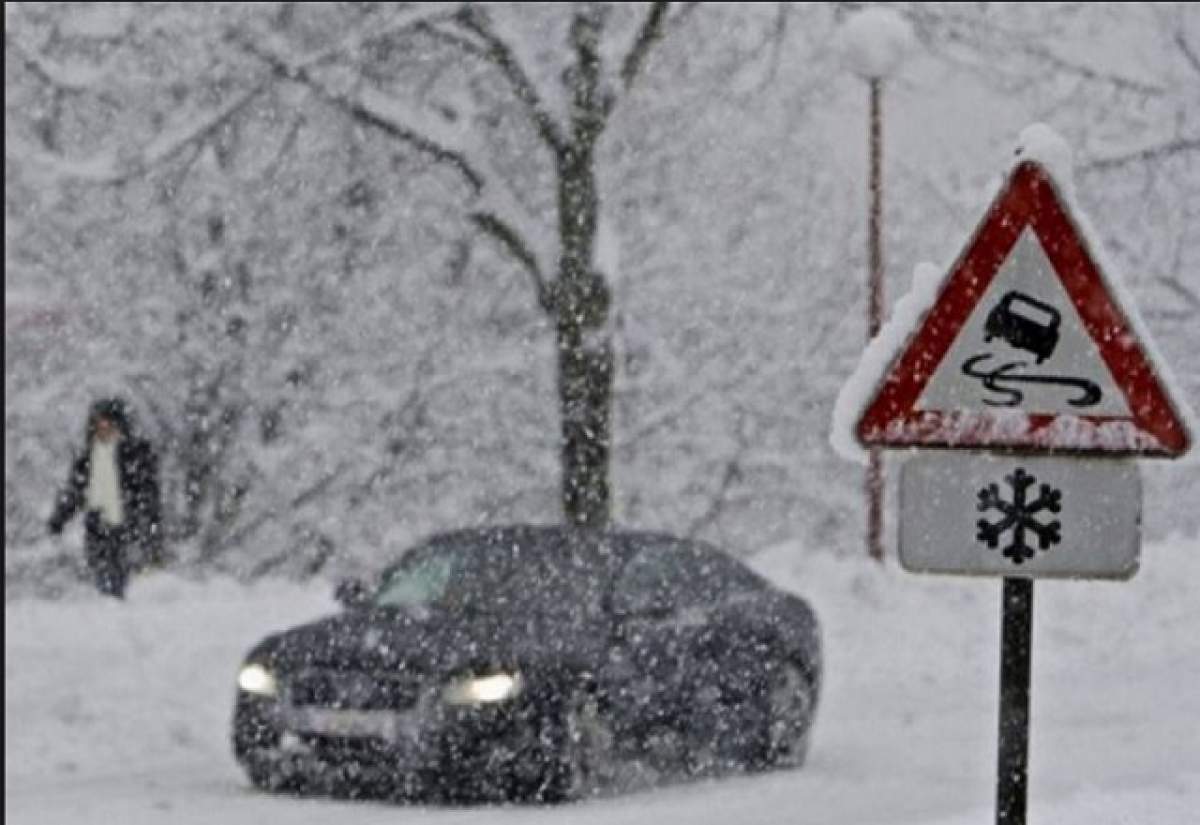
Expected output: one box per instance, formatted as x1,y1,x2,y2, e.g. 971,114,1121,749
5,2,1198,595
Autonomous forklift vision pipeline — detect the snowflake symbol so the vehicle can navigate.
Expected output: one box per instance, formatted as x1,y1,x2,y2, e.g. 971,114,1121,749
976,468,1062,564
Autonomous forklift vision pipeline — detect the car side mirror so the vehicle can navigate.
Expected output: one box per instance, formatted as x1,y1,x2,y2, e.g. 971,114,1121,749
335,578,370,610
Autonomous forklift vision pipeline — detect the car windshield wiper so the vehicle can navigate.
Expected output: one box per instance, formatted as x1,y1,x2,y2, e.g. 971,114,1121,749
371,601,433,620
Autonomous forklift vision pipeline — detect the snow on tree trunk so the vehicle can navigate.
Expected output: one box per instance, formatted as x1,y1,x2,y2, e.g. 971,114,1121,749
556,317,613,528
554,91,613,528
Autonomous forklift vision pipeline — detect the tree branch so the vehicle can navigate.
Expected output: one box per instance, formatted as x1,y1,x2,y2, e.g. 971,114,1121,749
620,1,671,91
1081,136,1200,172
451,5,567,154
414,20,488,59
1018,41,1166,96
282,4,462,71
5,32,114,93
255,111,305,182
7,83,269,185
342,87,485,193
213,463,353,561
1176,30,1200,76
568,6,609,137
759,3,791,88
1158,276,1200,312
906,7,1168,98
234,28,561,302
135,84,270,176
685,421,748,540
470,211,550,309
232,34,486,193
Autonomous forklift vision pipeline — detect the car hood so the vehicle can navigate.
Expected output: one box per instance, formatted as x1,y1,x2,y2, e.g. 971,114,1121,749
245,605,610,677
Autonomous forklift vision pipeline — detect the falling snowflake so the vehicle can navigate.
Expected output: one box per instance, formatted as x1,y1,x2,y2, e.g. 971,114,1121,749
976,468,1062,564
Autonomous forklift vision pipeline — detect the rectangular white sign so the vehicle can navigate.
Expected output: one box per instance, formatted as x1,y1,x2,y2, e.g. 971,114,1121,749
899,452,1141,579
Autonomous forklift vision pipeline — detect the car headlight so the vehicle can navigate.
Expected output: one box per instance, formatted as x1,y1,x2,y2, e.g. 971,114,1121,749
442,672,523,706
237,663,279,698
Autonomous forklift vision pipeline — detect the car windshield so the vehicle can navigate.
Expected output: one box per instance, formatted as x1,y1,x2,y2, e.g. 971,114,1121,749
611,533,765,613
372,553,458,609
370,528,612,616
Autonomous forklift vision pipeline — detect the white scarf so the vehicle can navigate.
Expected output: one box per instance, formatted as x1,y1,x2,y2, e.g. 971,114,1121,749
86,438,126,526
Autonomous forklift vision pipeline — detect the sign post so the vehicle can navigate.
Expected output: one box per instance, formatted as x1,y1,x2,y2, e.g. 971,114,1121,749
996,576,1032,825
835,125,1194,825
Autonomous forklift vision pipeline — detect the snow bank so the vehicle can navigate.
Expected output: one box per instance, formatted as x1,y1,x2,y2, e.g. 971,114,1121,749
4,573,335,787
751,532,1200,825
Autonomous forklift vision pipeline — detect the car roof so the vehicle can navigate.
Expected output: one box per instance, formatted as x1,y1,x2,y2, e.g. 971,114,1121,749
380,524,736,576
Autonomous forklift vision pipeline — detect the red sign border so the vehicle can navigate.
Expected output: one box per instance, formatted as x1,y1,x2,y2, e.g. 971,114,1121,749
856,161,1191,457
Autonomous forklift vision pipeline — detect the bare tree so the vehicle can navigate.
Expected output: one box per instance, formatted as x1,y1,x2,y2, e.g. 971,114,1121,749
222,2,698,528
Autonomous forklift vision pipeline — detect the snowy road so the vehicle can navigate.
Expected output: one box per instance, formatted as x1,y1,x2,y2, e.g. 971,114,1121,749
7,537,1200,824
1,759,983,825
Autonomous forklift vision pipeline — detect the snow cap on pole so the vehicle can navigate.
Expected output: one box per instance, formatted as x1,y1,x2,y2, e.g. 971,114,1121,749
838,6,916,80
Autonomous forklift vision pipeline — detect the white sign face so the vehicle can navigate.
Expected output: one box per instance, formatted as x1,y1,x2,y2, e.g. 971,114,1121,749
916,229,1131,417
899,452,1141,579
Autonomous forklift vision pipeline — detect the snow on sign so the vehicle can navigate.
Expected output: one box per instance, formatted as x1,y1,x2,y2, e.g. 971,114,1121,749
854,159,1193,457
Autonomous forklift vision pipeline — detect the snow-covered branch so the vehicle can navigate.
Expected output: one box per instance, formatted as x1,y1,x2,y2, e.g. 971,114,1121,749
450,5,568,155
261,4,461,76
619,1,671,92
1081,136,1200,172
4,32,117,93
352,85,486,192
1019,41,1166,96
1176,30,1200,75
470,212,550,308
1159,277,1200,312
413,20,489,59
6,83,268,184
232,34,486,194
685,421,747,540
906,6,1168,97
231,24,561,297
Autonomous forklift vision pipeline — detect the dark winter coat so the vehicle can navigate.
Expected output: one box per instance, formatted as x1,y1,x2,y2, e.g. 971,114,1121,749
48,398,164,565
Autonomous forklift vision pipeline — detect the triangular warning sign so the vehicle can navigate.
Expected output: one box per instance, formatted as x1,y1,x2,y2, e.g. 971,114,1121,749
857,160,1192,457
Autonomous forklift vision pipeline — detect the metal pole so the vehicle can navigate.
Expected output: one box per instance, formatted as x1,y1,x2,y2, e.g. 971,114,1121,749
997,577,1033,825
866,76,885,562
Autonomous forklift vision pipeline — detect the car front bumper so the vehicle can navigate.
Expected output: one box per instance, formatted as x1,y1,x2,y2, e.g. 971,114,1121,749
232,690,555,799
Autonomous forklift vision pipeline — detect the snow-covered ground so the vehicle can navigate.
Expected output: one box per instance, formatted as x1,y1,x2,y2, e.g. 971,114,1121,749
6,534,1199,824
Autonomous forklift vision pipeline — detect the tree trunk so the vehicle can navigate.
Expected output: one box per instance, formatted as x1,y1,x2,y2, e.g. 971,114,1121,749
555,143,613,528
556,320,613,528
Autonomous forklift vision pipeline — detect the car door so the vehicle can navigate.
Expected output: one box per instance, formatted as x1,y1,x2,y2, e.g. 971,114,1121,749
605,538,720,744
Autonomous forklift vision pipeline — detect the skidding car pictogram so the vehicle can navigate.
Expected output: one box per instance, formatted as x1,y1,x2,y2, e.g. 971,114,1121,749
983,291,1061,363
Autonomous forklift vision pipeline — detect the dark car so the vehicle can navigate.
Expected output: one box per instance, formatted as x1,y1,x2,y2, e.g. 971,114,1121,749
231,525,821,803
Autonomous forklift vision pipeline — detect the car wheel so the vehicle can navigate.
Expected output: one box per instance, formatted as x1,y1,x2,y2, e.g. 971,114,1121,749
762,661,814,769
689,651,813,774
242,754,281,791
233,701,299,793
538,689,615,803
234,732,307,795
